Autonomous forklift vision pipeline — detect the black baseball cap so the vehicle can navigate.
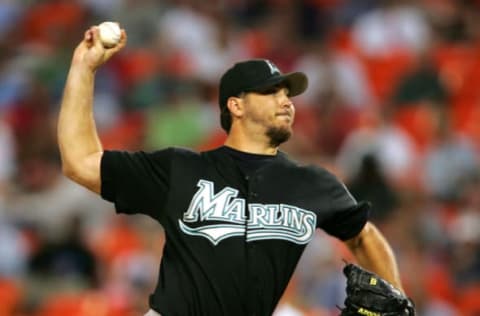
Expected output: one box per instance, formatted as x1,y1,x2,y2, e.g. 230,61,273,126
218,59,308,131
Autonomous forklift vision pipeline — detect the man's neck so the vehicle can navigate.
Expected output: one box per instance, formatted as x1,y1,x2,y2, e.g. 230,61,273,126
223,133,278,155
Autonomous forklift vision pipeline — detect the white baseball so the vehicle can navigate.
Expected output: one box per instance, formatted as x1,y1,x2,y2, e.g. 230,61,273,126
98,21,121,48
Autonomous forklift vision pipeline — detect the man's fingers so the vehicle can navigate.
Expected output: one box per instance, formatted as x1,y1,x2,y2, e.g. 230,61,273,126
83,27,95,47
90,26,105,51
84,29,92,41
105,29,127,59
76,26,126,69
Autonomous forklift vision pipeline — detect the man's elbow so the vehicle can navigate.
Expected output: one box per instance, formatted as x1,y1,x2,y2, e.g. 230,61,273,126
61,162,88,186
345,222,373,251
61,160,76,180
59,155,102,194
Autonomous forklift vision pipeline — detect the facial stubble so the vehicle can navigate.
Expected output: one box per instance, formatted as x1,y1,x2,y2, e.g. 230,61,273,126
266,125,292,147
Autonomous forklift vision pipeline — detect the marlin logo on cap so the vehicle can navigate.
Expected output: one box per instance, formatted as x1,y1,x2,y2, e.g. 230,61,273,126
265,60,280,75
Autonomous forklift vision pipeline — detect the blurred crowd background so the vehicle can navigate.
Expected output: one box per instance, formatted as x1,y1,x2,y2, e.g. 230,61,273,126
1,0,480,315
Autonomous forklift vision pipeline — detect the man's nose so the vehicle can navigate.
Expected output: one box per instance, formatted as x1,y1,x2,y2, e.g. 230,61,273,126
280,96,293,109
277,90,293,107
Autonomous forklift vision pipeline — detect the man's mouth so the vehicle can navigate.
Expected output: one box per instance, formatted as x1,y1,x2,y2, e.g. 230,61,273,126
276,112,291,118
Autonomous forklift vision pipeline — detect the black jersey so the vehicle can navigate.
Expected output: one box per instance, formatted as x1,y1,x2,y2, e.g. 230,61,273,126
100,146,369,316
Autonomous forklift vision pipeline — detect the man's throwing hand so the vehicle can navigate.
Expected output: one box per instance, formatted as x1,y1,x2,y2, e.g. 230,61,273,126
72,24,127,72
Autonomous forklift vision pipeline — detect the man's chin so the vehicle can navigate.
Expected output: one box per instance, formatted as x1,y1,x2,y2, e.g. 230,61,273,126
266,126,292,147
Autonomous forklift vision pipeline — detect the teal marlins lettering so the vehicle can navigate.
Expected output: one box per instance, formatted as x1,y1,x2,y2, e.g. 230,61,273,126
179,180,317,245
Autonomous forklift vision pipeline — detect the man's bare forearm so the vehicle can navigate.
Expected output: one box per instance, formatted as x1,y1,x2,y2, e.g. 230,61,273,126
58,64,103,192
345,222,404,292
57,26,126,193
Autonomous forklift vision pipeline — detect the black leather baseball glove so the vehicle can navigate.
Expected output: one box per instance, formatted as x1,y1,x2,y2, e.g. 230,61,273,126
340,263,415,316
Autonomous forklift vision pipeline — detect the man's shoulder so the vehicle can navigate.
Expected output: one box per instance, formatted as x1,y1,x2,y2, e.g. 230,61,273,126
159,146,208,166
169,146,231,165
276,152,332,176
273,155,345,189
168,146,201,157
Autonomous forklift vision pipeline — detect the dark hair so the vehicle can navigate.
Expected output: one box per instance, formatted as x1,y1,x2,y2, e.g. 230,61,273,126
220,107,232,132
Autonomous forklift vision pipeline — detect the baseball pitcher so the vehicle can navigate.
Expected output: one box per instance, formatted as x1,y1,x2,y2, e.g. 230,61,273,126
58,25,413,316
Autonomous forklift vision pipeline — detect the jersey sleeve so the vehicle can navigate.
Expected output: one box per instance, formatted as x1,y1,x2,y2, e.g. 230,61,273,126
100,148,173,221
316,170,370,241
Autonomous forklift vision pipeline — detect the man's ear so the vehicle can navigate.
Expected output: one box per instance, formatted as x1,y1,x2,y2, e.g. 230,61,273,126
227,96,243,118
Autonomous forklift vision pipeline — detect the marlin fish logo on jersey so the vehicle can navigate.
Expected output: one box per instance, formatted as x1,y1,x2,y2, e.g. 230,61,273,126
178,180,317,245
